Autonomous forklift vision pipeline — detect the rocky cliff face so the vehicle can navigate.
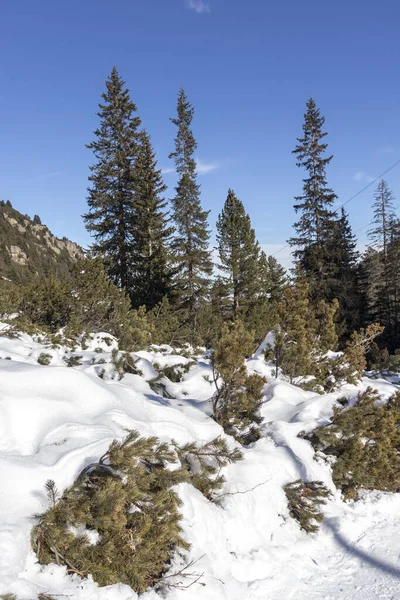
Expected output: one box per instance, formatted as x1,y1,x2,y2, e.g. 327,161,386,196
0,200,83,284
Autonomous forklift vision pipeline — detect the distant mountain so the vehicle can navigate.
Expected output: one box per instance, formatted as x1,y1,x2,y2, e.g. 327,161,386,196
0,200,83,284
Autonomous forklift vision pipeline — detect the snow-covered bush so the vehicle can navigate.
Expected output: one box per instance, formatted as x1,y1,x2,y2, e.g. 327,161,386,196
308,387,400,499
37,352,52,366
13,258,154,350
211,320,265,444
32,431,190,592
32,430,244,591
175,436,243,500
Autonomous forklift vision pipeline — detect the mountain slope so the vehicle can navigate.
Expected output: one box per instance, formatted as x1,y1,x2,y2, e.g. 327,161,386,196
0,200,83,284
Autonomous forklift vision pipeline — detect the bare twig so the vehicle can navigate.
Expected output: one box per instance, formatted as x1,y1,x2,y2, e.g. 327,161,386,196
158,554,206,590
214,477,272,499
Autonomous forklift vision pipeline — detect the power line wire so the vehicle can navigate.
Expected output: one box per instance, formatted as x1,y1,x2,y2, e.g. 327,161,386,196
272,157,400,258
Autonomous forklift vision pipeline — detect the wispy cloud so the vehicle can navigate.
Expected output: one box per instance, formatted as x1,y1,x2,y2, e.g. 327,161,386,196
161,166,175,175
353,171,374,183
186,0,210,13
162,158,218,176
28,171,63,182
196,157,218,174
379,145,395,154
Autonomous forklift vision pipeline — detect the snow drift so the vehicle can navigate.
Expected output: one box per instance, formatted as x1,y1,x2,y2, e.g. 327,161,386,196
1,329,400,599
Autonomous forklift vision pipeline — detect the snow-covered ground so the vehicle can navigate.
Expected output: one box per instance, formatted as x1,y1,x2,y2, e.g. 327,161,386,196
1,328,400,599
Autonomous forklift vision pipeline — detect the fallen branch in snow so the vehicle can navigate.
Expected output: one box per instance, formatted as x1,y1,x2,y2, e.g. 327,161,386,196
49,546,85,577
214,477,272,499
159,554,206,590
38,594,72,600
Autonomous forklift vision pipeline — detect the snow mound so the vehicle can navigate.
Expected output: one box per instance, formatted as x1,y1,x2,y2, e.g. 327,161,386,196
1,328,400,599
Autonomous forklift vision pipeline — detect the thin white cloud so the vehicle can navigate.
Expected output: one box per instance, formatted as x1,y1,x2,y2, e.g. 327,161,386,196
161,167,175,175
187,0,210,13
379,145,395,154
162,158,218,176
353,171,374,183
29,171,63,182
196,157,218,174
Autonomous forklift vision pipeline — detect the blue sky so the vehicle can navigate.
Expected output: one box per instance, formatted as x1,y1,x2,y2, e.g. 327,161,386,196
1,0,400,267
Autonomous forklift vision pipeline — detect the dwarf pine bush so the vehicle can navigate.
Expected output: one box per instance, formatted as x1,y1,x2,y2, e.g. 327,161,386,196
37,353,52,366
175,436,243,500
32,431,243,591
284,480,329,533
309,387,400,499
211,320,265,444
32,431,190,592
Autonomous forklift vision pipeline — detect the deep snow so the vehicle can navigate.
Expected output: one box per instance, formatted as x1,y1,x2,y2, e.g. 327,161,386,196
0,328,400,599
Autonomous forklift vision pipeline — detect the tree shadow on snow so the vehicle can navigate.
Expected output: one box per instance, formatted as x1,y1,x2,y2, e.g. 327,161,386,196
325,519,400,579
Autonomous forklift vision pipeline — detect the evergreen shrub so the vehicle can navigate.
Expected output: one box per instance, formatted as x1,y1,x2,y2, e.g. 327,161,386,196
308,387,400,499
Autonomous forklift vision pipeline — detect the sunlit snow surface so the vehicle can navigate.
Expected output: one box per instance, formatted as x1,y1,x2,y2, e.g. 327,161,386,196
0,327,400,599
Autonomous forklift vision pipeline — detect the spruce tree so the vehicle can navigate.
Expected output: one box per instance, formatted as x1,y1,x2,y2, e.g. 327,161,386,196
216,189,260,316
363,181,399,350
84,67,141,290
384,220,400,349
289,98,337,301
368,179,396,257
258,251,287,303
130,130,173,310
358,247,383,325
169,89,213,336
328,209,361,340
373,218,400,351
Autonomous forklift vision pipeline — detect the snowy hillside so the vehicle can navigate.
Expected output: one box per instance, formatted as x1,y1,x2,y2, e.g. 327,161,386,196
1,327,400,600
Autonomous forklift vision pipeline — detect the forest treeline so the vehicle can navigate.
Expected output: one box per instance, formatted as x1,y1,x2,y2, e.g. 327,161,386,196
1,67,399,370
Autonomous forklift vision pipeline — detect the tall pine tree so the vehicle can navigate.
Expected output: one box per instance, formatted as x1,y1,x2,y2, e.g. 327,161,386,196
328,208,360,340
368,179,396,257
258,251,287,303
169,89,213,335
130,130,173,310
84,67,141,291
289,98,337,301
216,189,260,316
361,182,399,351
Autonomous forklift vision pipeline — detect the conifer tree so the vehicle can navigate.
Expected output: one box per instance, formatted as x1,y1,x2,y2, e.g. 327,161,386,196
169,89,213,335
363,181,399,350
372,218,400,351
258,251,287,303
289,99,337,300
383,220,400,349
328,209,361,340
216,189,260,316
368,179,396,257
130,130,173,310
358,247,383,325
84,67,141,290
